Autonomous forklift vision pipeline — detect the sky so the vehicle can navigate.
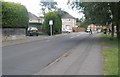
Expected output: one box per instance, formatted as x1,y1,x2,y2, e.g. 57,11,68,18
4,0,84,19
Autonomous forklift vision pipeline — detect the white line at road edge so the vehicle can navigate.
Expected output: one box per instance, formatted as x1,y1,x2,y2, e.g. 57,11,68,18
34,52,71,75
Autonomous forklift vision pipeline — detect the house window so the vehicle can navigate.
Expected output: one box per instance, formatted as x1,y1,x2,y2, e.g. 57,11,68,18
29,19,32,21
66,19,70,21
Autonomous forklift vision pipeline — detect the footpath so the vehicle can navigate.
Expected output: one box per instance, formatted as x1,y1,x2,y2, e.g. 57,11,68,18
2,33,67,47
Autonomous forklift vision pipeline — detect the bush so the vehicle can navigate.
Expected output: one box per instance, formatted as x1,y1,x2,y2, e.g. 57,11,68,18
44,11,62,35
2,2,29,28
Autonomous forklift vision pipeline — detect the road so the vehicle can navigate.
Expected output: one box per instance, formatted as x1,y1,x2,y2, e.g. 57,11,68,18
2,32,103,75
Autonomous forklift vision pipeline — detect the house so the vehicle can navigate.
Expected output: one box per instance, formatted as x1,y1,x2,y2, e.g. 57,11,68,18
28,12,44,31
61,12,77,32
28,12,44,24
28,12,39,23
88,24,97,31
38,16,44,24
87,24,103,32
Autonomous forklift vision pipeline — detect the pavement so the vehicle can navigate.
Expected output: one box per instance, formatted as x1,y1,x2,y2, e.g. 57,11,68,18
2,33,67,47
2,32,103,75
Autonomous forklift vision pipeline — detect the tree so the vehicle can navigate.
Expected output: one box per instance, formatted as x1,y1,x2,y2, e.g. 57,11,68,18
68,2,120,38
2,2,29,28
55,9,67,18
0,1,2,27
109,2,120,38
44,11,62,35
40,0,57,15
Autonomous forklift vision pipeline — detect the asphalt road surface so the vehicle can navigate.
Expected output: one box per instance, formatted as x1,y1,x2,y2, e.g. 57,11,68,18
2,32,103,75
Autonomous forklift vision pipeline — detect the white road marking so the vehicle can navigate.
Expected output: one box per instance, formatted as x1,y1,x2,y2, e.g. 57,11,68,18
70,36,75,38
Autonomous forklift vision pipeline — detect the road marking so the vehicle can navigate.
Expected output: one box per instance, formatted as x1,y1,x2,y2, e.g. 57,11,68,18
34,51,71,75
70,35,80,38
70,36,75,38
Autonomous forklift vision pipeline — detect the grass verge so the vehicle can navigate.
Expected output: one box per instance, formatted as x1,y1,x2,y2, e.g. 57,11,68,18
101,34,118,75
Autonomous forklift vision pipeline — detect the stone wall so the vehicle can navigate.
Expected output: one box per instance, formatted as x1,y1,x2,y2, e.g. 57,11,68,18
2,28,26,41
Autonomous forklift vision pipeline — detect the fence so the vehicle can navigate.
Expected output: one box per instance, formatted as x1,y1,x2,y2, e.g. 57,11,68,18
72,27,85,32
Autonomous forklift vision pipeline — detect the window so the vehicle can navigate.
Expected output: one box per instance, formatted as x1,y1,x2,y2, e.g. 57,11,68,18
66,19,70,21
29,19,32,21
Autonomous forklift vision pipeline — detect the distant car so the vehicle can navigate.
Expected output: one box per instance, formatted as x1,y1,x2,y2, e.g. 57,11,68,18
97,29,101,33
85,28,90,33
27,27,39,36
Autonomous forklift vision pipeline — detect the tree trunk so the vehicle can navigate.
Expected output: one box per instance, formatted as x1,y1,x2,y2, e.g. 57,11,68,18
116,25,119,39
111,23,114,37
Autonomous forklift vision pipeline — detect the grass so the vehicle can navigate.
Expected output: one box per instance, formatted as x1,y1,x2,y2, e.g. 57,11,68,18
101,34,118,75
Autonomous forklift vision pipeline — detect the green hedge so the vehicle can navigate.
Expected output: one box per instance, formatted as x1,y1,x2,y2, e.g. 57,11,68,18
44,11,62,35
2,2,29,28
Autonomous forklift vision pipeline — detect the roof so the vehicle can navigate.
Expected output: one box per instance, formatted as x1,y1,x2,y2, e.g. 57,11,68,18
61,12,75,19
28,12,38,20
38,16,44,19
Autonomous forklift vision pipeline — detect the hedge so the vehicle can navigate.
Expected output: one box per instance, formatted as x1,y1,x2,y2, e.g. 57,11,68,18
44,11,62,35
2,2,29,28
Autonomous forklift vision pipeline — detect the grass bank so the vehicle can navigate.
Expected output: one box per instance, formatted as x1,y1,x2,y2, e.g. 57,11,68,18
101,34,118,75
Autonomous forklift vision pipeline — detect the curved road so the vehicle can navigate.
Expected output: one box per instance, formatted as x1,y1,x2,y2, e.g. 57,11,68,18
2,32,103,75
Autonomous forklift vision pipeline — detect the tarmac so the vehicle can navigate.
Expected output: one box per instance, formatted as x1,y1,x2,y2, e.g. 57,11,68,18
35,33,104,75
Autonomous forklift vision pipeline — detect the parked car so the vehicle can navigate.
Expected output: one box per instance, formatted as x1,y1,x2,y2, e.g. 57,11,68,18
97,29,101,33
27,27,39,36
62,29,72,33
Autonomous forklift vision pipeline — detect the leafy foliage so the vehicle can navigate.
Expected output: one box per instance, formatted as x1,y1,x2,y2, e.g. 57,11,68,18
40,0,57,15
0,1,2,27
2,2,29,28
44,11,62,35
68,2,120,25
55,9,67,18
68,2,120,38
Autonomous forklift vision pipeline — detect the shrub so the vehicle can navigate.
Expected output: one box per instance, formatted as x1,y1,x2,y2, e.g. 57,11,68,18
44,11,62,35
2,2,29,28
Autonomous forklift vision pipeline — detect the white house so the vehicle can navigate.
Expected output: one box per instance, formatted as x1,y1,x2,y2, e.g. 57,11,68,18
61,12,77,32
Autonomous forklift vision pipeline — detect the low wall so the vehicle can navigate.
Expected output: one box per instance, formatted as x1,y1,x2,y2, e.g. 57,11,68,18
2,28,26,41
2,28,26,36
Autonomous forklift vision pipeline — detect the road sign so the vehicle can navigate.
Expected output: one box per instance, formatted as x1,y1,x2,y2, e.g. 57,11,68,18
49,20,53,36
49,20,53,26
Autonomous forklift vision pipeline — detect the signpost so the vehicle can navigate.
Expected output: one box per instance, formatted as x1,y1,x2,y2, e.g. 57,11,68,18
49,20,53,36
